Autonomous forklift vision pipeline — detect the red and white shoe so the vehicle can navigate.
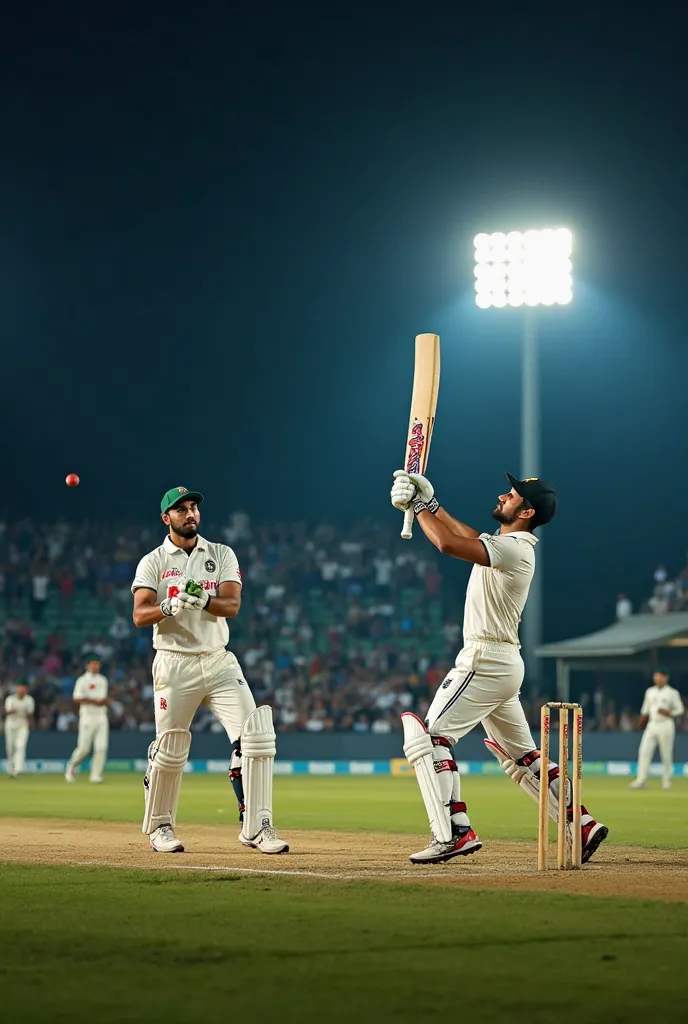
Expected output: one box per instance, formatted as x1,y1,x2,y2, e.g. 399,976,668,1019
581,819,608,864
410,829,482,864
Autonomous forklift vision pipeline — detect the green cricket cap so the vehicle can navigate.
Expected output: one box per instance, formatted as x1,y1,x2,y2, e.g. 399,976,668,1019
160,486,204,514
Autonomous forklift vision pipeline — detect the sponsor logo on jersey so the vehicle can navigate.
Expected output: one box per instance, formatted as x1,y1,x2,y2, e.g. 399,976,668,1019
161,568,183,580
406,420,425,474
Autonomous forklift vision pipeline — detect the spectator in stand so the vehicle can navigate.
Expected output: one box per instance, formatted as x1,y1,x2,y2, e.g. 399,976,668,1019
31,566,50,622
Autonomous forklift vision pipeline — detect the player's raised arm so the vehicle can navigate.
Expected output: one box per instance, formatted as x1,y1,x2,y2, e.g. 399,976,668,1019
391,471,485,562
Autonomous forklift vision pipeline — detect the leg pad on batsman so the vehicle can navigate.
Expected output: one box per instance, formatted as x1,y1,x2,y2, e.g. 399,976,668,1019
142,729,191,835
239,706,289,854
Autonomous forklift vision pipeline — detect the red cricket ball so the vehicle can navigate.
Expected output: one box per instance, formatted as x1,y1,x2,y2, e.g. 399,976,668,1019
65,473,80,488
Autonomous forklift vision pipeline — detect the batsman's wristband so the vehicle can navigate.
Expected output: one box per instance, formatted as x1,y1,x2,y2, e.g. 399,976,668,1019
413,496,439,515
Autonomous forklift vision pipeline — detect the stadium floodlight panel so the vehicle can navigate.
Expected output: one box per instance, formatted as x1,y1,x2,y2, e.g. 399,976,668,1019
473,227,574,308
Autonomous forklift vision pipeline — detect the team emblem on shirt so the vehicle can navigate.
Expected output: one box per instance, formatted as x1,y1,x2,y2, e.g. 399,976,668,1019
205,559,216,573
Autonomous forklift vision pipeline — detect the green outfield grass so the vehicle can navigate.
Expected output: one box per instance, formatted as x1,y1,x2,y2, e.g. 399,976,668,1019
2,774,687,1023
1,772,686,847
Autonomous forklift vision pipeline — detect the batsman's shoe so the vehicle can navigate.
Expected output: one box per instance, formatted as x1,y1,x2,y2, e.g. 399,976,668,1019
410,829,482,865
629,779,646,789
149,824,184,853
65,766,76,783
581,819,608,864
239,824,289,854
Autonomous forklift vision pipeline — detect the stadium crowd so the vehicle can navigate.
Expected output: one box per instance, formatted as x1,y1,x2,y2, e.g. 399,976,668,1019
1,514,685,735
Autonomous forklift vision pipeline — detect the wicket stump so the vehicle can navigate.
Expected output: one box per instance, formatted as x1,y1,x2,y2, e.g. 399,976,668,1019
537,702,583,871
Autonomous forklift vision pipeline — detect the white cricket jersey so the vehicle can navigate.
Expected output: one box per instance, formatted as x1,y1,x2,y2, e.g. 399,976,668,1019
5,693,35,723
131,535,242,654
462,531,538,647
73,673,109,723
640,685,684,725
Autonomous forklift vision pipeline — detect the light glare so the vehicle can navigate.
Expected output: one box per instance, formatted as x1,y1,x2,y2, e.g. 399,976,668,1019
473,226,574,308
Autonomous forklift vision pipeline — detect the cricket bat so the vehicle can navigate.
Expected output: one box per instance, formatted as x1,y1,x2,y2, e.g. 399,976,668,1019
400,333,441,540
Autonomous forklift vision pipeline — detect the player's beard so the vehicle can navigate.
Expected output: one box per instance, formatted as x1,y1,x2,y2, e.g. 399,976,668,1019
170,521,198,540
492,501,521,526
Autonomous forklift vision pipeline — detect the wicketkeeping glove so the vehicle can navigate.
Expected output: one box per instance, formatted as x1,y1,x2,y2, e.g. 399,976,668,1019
178,578,210,610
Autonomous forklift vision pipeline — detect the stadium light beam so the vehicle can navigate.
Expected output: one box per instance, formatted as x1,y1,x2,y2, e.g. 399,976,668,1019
473,226,574,686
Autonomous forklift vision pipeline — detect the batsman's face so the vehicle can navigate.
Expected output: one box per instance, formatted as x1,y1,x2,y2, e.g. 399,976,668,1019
164,500,200,539
492,488,530,526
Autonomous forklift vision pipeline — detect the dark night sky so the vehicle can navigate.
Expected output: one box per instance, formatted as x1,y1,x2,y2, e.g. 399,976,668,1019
1,2,687,642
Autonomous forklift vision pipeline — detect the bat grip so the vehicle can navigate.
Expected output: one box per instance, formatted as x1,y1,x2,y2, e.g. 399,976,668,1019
401,507,414,540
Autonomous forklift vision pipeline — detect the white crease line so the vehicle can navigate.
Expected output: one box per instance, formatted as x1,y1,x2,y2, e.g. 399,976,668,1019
72,859,422,879
71,859,539,880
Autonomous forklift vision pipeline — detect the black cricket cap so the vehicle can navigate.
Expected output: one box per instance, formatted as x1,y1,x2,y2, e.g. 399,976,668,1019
506,473,557,528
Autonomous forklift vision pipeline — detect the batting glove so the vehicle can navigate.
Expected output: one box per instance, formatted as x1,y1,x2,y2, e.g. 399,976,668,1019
160,596,183,617
393,470,439,515
391,472,416,511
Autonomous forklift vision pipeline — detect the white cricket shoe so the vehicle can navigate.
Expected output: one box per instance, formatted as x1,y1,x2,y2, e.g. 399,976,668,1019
149,825,184,853
90,777,103,784
410,829,482,864
239,824,289,854
662,779,672,790
65,766,76,783
629,779,646,789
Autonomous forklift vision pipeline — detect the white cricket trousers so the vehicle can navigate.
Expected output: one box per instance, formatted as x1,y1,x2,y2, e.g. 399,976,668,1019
636,721,675,784
67,719,109,779
152,648,256,740
5,721,29,775
426,640,535,755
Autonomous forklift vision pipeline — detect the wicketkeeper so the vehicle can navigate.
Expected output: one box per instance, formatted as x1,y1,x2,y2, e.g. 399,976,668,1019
132,486,288,855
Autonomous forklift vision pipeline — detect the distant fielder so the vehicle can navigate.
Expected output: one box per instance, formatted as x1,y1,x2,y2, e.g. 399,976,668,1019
630,668,684,790
131,486,288,855
65,658,109,783
391,469,609,864
4,680,35,777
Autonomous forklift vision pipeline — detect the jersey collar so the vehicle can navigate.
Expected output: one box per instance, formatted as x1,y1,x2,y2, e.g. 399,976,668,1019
503,531,538,546
163,535,206,554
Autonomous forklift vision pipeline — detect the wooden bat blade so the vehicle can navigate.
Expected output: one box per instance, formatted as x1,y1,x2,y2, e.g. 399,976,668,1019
401,333,440,540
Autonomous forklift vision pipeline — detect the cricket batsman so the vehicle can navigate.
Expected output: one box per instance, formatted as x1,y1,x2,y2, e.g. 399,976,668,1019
132,486,288,855
4,680,35,777
391,470,609,864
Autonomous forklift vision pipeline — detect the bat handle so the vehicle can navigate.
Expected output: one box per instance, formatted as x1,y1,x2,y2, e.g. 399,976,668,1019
401,507,414,540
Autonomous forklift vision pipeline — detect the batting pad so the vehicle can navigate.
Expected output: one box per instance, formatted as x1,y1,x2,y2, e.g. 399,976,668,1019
402,713,452,843
483,738,566,827
241,706,277,840
141,729,191,835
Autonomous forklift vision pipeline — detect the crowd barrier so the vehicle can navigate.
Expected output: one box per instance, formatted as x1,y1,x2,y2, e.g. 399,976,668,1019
7,758,688,777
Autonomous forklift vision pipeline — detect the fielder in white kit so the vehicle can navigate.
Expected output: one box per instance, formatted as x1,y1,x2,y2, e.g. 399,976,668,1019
131,486,288,855
4,681,35,777
391,469,609,864
630,669,684,789
65,658,109,783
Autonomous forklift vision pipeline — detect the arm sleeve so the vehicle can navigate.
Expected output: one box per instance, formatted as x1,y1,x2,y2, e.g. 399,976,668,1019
640,689,651,716
73,676,85,700
131,553,159,594
4,696,11,712
671,691,685,717
479,534,525,572
219,546,243,586
27,696,35,715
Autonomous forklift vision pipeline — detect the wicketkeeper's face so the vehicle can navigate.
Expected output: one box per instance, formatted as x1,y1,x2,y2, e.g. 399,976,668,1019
163,500,201,538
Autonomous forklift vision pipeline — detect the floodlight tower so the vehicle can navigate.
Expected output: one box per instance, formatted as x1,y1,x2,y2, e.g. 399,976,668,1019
473,228,573,685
